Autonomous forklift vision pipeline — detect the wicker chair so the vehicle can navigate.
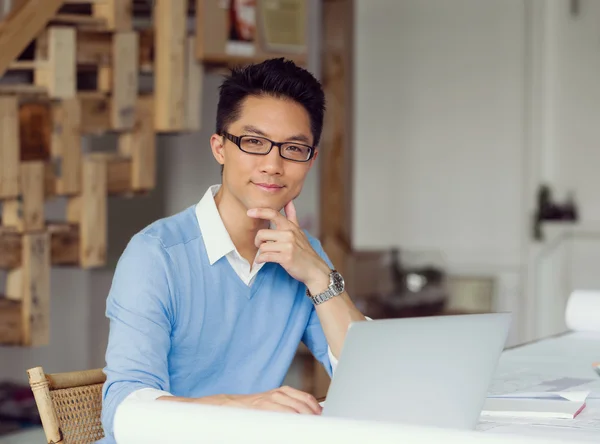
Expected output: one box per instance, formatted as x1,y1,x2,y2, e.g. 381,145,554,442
27,366,106,444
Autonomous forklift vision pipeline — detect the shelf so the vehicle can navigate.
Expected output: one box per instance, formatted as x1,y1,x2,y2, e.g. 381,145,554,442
201,52,307,69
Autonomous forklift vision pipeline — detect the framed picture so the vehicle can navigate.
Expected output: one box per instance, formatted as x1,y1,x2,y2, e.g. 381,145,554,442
225,0,257,56
259,0,307,54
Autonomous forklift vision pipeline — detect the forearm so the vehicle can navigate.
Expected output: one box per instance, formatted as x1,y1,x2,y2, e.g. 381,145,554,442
312,291,366,358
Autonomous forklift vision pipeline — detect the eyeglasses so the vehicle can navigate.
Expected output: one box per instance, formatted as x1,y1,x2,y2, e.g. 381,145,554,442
222,132,315,162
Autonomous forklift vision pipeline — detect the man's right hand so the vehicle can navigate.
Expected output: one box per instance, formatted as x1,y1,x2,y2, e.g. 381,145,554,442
224,386,322,415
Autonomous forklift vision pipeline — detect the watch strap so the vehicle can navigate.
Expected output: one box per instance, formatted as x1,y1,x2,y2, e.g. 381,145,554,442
308,287,336,305
306,270,344,305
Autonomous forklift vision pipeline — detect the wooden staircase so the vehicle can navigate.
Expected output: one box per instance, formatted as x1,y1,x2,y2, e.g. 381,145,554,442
0,0,202,346
0,0,310,348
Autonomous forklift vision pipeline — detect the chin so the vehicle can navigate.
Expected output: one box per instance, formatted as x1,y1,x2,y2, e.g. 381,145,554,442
245,195,284,211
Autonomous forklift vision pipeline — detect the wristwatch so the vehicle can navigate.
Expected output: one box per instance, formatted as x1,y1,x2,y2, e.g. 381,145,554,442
306,270,345,305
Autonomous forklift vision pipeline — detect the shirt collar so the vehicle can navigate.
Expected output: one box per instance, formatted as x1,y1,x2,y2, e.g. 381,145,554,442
195,185,237,265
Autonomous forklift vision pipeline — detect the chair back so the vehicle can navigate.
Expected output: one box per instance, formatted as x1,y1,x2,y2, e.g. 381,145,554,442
27,366,106,444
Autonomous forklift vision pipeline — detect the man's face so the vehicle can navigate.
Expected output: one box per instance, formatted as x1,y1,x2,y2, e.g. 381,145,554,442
211,95,317,213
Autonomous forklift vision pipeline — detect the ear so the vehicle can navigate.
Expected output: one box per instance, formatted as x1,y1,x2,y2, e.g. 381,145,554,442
210,133,226,166
308,147,319,167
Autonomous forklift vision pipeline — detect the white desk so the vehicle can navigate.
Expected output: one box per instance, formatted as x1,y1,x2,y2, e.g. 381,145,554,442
477,331,600,442
114,332,600,444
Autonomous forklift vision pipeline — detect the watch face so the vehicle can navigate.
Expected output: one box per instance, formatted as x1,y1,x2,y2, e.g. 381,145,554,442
331,271,345,293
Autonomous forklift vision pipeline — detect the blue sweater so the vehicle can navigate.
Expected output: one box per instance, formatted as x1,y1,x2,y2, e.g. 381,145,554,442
100,205,332,440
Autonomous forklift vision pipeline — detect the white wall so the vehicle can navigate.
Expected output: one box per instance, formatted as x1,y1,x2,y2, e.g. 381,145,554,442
353,0,526,273
545,0,600,220
352,0,600,344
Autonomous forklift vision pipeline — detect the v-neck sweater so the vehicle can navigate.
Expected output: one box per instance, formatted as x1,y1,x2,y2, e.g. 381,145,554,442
101,205,332,439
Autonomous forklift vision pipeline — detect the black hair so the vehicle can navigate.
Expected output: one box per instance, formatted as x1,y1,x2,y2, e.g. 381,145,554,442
216,58,326,147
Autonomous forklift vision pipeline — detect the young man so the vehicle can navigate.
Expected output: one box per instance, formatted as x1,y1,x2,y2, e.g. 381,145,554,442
100,58,366,441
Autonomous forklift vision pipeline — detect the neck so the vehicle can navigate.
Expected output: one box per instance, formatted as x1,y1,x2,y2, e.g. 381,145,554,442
214,185,269,263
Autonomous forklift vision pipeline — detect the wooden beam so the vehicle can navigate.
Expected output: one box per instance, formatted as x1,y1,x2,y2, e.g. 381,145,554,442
51,13,107,29
92,0,132,32
185,35,203,131
19,101,52,162
0,226,21,269
76,30,112,66
34,27,77,99
67,157,107,268
85,152,132,195
138,28,154,72
194,0,205,61
111,32,138,130
119,96,155,191
49,223,79,266
7,60,40,70
320,0,354,270
0,96,20,199
0,223,80,269
79,92,111,134
51,98,82,195
0,0,65,78
106,155,132,195
0,297,22,345
22,232,50,346
2,161,45,232
5,232,50,346
154,0,186,131
44,161,56,198
315,0,354,399
75,29,154,69
0,84,47,95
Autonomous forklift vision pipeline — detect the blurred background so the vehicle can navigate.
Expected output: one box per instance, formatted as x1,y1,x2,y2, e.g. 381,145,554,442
1,0,599,440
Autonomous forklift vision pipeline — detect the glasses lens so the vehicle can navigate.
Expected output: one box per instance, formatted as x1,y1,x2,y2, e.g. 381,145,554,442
281,143,312,161
240,136,271,153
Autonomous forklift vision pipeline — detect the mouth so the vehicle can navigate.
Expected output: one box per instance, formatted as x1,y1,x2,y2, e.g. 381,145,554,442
253,182,285,193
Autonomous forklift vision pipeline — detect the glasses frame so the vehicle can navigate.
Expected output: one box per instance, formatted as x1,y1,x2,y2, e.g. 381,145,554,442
222,132,315,162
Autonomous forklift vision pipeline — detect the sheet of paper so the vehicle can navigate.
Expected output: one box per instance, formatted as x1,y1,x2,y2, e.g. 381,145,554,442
477,332,600,440
478,400,600,435
487,369,600,398
489,391,589,402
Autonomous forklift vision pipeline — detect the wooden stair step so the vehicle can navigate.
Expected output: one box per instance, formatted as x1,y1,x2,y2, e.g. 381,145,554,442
0,223,80,269
0,296,22,346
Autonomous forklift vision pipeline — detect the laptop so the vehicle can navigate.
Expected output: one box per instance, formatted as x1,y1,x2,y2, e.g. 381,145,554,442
321,313,511,430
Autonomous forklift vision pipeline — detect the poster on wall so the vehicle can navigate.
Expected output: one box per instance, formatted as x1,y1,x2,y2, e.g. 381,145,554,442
225,0,257,56
259,0,306,54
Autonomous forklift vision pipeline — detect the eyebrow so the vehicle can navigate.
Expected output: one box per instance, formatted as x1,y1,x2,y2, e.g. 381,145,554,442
241,125,312,145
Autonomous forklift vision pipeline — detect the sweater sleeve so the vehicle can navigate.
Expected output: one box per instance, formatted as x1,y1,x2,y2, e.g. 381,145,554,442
101,233,176,439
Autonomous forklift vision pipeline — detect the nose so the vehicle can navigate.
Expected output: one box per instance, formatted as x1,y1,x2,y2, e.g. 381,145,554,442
258,146,284,175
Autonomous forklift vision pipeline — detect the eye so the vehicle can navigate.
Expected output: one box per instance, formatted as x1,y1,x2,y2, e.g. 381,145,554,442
247,138,263,146
285,145,303,153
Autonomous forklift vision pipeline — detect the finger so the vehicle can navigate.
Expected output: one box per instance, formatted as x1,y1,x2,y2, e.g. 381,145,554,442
255,252,285,265
272,392,317,415
284,200,299,226
254,229,294,248
261,401,298,414
278,386,322,415
258,241,291,254
247,208,289,229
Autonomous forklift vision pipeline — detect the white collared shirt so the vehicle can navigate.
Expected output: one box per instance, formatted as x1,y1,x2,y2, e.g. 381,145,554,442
196,184,265,285
121,185,339,404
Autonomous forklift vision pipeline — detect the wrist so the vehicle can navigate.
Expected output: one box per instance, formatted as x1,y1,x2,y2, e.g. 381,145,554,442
306,265,332,296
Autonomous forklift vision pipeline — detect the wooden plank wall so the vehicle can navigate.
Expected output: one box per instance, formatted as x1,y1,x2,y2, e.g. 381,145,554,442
316,0,354,398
